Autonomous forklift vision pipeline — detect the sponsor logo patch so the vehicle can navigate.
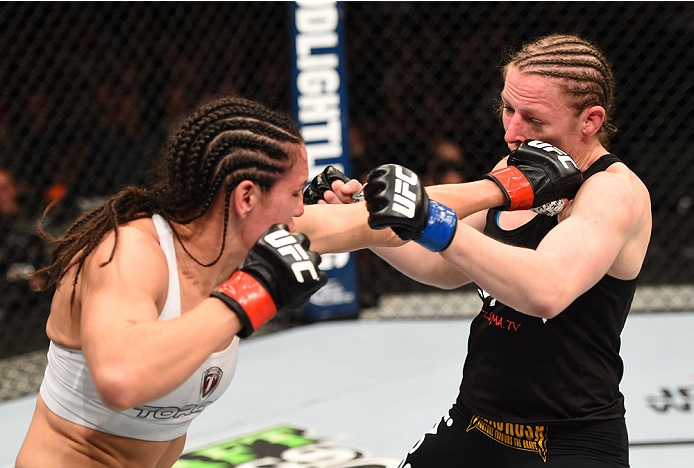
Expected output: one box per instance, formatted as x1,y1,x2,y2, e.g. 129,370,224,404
201,366,223,401
467,414,548,462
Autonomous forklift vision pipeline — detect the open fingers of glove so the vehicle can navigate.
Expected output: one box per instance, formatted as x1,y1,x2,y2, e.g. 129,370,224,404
336,178,364,202
323,165,350,184
293,230,312,252
364,187,390,219
366,165,389,183
320,179,360,205
303,172,331,205
306,249,323,270
303,166,353,205
363,165,392,208
363,164,427,236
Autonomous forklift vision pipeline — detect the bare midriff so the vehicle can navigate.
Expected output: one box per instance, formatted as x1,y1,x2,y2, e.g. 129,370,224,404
15,395,186,468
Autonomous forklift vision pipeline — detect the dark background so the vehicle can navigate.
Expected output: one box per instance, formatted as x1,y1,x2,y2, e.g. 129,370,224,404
0,2,692,359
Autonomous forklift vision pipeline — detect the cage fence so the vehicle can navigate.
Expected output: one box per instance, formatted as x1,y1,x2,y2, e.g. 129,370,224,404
0,2,692,400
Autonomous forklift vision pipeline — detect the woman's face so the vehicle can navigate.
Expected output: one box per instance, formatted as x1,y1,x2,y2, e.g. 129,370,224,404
501,67,583,157
249,143,308,236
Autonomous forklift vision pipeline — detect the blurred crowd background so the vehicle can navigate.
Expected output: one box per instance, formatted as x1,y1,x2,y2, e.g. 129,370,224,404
0,2,692,396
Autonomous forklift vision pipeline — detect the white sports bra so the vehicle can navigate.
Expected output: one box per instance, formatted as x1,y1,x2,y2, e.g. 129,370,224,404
39,214,239,441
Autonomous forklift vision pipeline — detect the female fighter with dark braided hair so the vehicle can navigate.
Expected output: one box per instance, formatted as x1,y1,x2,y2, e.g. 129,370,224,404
16,96,327,468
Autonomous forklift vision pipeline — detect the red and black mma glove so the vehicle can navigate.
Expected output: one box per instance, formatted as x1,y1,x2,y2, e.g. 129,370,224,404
303,165,364,205
483,140,584,211
364,164,457,252
211,224,328,338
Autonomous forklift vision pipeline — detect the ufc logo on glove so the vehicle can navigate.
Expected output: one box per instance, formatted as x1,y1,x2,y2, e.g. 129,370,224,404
527,140,580,170
392,167,419,218
263,229,320,282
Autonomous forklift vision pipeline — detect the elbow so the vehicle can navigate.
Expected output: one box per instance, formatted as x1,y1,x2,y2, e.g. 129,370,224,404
533,304,563,320
433,279,468,290
410,271,469,290
92,367,142,411
522,290,567,320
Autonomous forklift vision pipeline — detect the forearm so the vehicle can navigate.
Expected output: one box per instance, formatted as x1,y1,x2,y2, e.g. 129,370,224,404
298,179,504,253
354,145,588,311
296,202,401,254
426,179,506,218
440,222,566,318
371,243,472,289
364,180,503,288
297,179,504,284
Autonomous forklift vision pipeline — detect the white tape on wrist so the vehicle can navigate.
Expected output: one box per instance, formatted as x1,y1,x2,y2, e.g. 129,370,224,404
530,199,565,216
352,188,365,203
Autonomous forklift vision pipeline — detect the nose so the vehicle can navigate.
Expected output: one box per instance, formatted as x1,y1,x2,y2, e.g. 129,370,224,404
503,114,525,149
294,199,305,218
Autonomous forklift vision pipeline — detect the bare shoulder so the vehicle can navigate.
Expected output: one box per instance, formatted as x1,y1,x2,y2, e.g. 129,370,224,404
85,218,163,265
49,218,169,346
80,217,169,308
557,161,651,280
575,162,651,221
607,161,649,194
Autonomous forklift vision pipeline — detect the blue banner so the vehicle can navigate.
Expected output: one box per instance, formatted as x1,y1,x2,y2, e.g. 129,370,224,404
290,1,360,321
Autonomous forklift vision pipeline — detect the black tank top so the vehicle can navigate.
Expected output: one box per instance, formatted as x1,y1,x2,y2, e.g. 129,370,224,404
456,154,639,424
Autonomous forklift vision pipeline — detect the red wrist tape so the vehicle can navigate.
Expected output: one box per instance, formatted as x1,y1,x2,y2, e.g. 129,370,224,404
216,271,277,332
490,166,534,211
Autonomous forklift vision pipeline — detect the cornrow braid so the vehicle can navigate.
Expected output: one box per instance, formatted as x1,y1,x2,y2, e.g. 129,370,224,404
35,186,152,303
503,34,617,147
168,98,299,169
35,95,304,302
170,131,289,221
156,98,300,217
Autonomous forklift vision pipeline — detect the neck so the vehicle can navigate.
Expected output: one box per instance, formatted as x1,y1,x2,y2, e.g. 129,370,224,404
171,213,246,291
570,140,608,173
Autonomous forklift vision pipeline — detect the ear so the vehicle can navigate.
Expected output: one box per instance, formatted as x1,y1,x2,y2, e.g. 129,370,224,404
582,105,606,138
231,180,258,220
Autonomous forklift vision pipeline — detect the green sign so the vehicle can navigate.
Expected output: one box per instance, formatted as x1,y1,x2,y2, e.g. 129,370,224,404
174,424,401,468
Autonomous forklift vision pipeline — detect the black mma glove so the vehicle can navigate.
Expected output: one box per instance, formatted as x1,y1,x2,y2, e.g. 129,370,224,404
484,140,583,211
211,224,328,338
364,164,457,252
303,166,351,205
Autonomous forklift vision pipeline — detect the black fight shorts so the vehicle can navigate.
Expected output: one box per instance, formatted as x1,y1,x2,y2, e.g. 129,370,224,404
399,404,629,468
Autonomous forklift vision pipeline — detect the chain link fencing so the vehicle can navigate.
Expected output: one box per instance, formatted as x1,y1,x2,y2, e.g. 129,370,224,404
1,2,692,400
